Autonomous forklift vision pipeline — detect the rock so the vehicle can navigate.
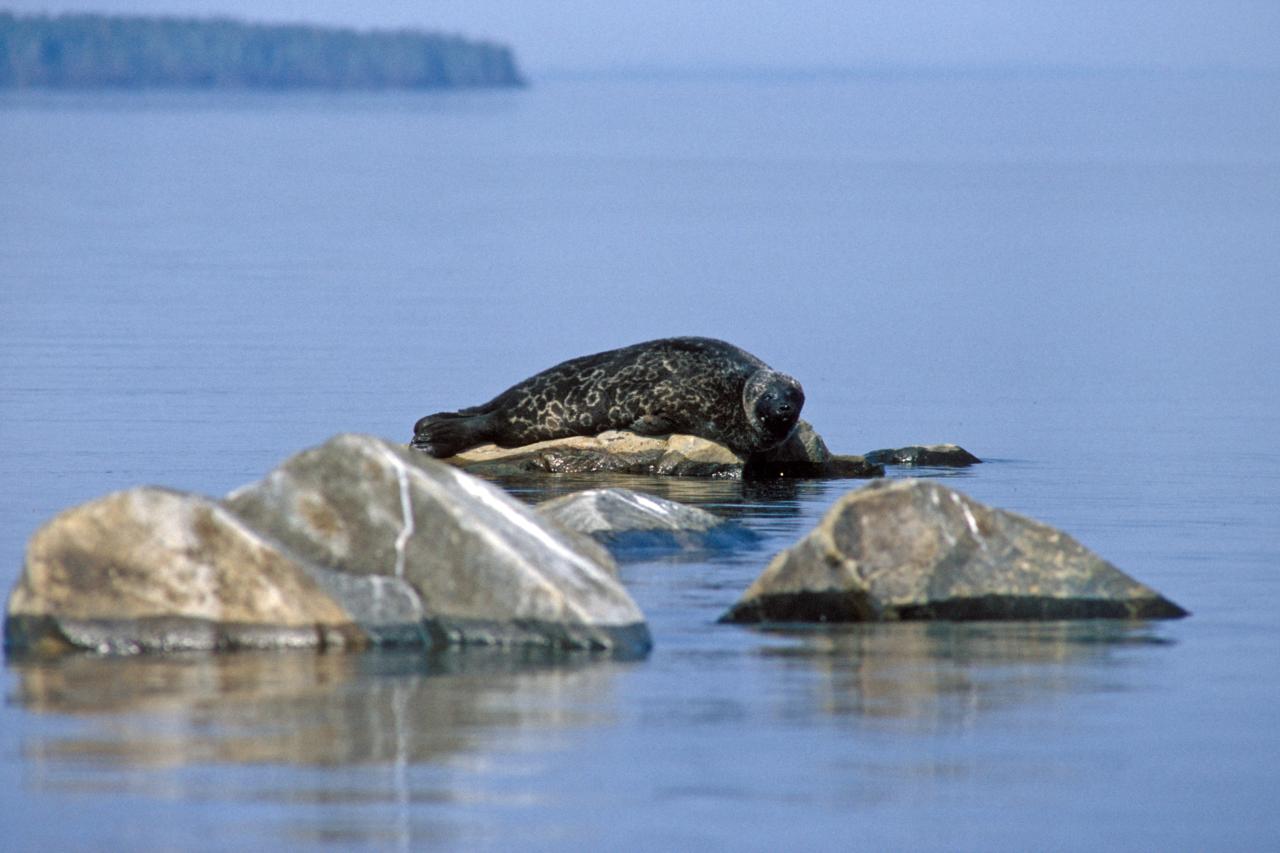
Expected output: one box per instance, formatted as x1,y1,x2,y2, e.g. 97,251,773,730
768,419,833,463
4,487,367,655
863,444,982,467
446,430,742,478
654,434,744,477
224,434,649,654
721,479,1187,623
4,435,651,657
447,421,882,480
537,487,756,554
821,456,887,478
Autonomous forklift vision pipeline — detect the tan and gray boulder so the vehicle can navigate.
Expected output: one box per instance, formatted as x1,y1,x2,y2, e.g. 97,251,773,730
4,487,366,654
445,421,882,480
5,434,651,656
445,430,741,478
224,434,649,653
721,479,1187,623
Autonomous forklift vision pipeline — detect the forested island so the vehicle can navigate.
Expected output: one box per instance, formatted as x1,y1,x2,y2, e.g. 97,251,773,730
0,12,525,89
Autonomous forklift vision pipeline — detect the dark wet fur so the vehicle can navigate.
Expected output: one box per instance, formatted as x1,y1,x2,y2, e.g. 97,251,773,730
410,337,803,458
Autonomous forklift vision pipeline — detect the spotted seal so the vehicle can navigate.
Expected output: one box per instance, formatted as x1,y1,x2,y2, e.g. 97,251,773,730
410,337,804,459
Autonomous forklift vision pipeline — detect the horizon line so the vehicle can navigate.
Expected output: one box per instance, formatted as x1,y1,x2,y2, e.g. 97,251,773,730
532,62,1280,82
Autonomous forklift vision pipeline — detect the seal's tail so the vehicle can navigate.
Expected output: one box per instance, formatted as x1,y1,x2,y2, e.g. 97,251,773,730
410,411,492,458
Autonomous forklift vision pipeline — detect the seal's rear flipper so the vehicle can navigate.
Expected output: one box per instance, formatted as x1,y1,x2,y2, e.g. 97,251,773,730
410,412,491,458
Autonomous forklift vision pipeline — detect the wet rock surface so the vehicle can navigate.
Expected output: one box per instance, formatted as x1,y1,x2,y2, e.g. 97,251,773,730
863,444,982,467
722,479,1187,624
537,487,757,554
6,435,651,656
444,421,883,481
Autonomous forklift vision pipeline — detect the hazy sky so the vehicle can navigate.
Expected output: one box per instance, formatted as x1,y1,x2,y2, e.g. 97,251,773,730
6,1,1280,74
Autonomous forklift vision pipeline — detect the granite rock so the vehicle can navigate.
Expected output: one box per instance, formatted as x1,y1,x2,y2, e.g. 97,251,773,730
721,479,1187,623
5,435,652,656
224,434,649,653
4,487,365,654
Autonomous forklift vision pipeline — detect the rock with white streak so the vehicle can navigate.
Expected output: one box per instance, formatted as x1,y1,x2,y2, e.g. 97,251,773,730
5,435,650,656
224,434,649,653
721,479,1187,623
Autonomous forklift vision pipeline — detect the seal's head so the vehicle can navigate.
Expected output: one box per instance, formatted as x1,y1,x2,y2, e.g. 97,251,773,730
743,369,805,449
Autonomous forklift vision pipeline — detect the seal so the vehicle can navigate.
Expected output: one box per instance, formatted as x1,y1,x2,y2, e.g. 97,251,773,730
410,337,804,459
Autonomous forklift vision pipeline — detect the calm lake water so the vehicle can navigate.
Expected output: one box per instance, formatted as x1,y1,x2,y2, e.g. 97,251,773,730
2,71,1279,850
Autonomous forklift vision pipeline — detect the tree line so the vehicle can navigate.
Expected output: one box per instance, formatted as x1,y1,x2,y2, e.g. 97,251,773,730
0,12,525,89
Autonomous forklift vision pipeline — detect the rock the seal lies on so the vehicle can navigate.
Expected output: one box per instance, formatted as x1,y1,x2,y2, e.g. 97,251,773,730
721,479,1187,624
537,487,757,554
446,421,883,480
5,435,652,656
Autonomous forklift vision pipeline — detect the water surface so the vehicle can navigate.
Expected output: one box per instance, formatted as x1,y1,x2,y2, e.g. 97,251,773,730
2,72,1279,849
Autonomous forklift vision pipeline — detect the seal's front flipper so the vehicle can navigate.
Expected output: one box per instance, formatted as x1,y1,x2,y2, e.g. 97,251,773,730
410,411,492,457
628,414,678,436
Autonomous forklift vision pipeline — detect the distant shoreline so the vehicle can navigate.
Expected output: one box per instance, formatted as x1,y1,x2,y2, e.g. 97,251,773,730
0,12,525,90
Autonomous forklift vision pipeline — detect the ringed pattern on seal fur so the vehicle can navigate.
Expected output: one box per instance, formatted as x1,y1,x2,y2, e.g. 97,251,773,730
410,337,804,459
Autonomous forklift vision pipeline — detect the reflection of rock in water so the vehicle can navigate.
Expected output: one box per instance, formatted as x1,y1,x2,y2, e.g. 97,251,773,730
11,649,629,768
756,621,1172,729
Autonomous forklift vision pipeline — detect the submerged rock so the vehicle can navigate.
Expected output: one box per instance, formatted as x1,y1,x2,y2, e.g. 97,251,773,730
4,487,366,655
446,421,882,480
537,487,755,554
6,435,651,656
863,444,982,467
721,479,1187,624
224,435,649,653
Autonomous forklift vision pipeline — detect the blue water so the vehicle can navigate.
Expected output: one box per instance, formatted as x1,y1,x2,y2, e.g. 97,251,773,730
2,72,1279,849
